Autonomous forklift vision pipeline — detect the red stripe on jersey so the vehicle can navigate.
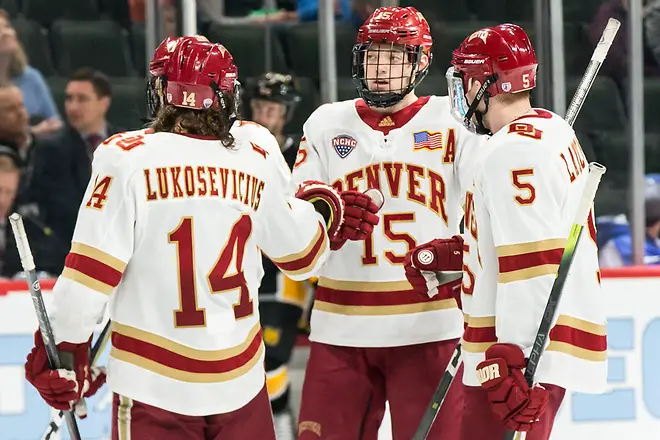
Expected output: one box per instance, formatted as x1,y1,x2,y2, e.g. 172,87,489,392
498,248,563,273
274,222,326,273
111,329,263,374
65,252,123,288
549,324,607,353
316,284,454,307
463,326,497,344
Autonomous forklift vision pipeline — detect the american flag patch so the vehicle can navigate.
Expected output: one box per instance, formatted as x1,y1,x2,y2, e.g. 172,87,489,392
413,131,443,151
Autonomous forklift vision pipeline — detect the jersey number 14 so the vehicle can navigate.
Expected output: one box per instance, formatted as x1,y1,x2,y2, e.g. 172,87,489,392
168,214,254,327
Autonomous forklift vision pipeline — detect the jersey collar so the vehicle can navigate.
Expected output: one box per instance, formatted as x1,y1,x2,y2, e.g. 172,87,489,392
355,96,431,135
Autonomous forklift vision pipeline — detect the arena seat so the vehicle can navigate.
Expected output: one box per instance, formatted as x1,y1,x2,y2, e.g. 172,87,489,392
23,0,100,27
0,0,19,17
108,76,147,130
98,0,131,28
642,79,660,133
284,22,356,79
468,0,534,23
563,0,607,23
45,76,67,117
565,76,627,132
50,19,135,77
408,0,472,22
564,22,593,76
12,18,55,76
207,23,288,79
130,22,146,77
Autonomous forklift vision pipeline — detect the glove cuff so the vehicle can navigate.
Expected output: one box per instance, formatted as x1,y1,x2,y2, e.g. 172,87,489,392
295,181,344,237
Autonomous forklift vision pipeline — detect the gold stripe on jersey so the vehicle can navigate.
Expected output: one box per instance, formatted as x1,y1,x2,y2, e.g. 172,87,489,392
545,341,608,362
317,278,412,292
462,341,496,353
111,321,261,361
313,298,457,316
61,267,115,295
495,238,567,257
466,315,496,328
110,342,264,383
498,264,560,284
70,242,128,272
555,315,607,336
269,223,325,265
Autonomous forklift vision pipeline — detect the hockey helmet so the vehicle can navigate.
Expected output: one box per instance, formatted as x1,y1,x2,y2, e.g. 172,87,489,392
251,72,301,122
352,6,433,108
447,23,538,133
146,35,211,118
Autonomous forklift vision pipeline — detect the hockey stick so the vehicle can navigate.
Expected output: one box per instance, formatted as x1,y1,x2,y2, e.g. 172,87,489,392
41,319,112,440
9,213,83,440
411,18,620,440
502,163,606,440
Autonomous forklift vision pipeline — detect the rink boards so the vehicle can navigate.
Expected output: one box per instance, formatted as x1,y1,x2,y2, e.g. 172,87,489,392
1,267,659,439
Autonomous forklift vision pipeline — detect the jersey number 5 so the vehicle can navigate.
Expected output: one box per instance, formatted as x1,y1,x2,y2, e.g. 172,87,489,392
169,214,253,328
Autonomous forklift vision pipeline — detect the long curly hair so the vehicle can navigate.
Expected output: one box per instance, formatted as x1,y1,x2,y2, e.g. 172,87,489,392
149,94,240,148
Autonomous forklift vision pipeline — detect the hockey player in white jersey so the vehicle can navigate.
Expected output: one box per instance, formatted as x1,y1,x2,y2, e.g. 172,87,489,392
405,24,607,439
293,6,483,440
22,37,380,439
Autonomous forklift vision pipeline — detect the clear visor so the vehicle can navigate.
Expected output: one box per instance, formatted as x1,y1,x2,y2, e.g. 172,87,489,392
445,66,477,133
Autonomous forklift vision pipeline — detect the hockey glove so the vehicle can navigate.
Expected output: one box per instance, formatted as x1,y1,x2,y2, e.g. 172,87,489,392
476,343,549,432
295,181,380,250
403,235,464,299
25,330,106,417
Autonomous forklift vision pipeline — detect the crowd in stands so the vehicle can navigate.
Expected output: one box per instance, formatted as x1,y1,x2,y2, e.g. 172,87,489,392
0,0,655,278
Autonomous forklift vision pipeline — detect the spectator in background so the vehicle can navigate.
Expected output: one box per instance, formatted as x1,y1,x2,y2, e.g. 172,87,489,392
0,84,43,194
590,0,659,91
645,0,660,66
598,174,660,267
297,0,351,22
0,9,62,138
0,146,64,277
29,68,122,274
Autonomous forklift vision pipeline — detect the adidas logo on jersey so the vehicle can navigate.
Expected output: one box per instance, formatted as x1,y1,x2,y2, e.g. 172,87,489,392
378,116,395,127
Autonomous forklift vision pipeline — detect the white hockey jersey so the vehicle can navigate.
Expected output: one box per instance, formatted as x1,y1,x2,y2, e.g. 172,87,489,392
461,109,607,393
47,121,331,416
292,96,482,347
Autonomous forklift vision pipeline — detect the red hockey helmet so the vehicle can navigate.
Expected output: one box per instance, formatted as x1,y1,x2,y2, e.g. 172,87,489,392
146,35,211,118
352,6,433,108
163,39,239,112
149,35,209,77
447,23,537,133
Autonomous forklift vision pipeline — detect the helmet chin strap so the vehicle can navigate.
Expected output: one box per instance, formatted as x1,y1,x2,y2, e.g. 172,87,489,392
463,74,497,135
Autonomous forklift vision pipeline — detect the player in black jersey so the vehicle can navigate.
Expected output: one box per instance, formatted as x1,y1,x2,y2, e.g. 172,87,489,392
250,72,310,440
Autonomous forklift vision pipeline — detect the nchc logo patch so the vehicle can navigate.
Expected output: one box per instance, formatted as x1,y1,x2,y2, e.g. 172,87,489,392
332,134,357,158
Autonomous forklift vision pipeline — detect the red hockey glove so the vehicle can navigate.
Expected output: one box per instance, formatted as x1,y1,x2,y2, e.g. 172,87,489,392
404,235,464,299
25,330,106,417
476,343,549,432
296,182,380,250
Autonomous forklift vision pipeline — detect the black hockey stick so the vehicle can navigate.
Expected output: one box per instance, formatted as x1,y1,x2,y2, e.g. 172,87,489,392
9,213,83,440
411,17,620,440
41,319,112,440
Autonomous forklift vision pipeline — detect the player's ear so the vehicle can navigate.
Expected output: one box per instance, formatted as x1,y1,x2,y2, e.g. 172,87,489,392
418,52,429,70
